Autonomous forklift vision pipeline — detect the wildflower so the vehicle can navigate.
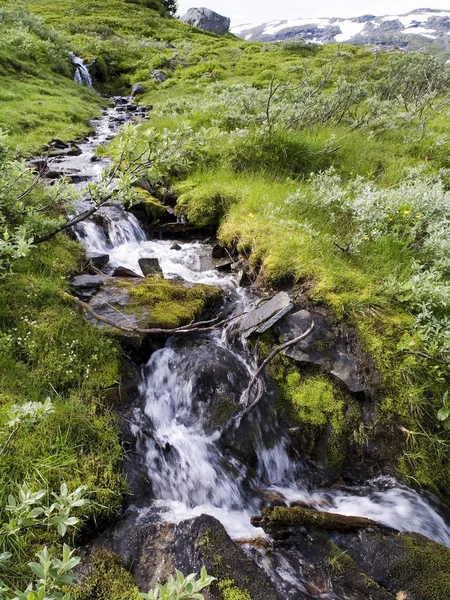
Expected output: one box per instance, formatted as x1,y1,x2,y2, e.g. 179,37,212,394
416,215,422,220
403,210,411,215
248,213,255,219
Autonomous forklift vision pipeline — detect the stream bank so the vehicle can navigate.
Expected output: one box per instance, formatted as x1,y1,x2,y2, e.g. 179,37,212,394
40,93,450,600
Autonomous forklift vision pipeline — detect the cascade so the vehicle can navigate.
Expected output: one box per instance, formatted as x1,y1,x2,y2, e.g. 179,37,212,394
70,53,93,88
45,93,450,596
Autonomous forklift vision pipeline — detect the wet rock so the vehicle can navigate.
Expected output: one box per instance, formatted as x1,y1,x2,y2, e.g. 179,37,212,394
152,221,200,235
252,505,378,534
170,243,182,251
28,158,48,174
86,252,109,270
94,512,278,600
150,70,168,83
112,266,143,278
70,274,108,301
274,310,365,393
257,489,288,507
239,292,293,338
336,529,450,600
167,338,249,432
131,83,145,96
212,243,227,259
138,258,163,277
181,7,231,35
46,138,69,149
214,258,233,271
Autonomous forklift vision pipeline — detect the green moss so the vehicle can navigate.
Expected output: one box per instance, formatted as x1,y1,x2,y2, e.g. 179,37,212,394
283,373,346,431
124,276,222,329
71,550,141,600
390,534,450,600
175,179,242,229
217,579,251,600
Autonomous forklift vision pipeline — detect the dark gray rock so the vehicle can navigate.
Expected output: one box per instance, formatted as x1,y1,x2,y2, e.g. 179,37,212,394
274,309,365,393
138,257,163,277
212,243,227,259
93,512,277,600
214,258,233,271
150,70,168,83
131,83,145,96
70,274,108,301
112,266,143,278
170,243,182,251
181,7,231,35
240,292,293,338
86,252,109,270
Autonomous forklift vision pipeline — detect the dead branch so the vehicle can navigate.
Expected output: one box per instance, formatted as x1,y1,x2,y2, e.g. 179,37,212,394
62,292,245,336
222,323,315,436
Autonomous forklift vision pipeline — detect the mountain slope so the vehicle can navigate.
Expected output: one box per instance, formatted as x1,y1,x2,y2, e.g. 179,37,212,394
232,8,450,59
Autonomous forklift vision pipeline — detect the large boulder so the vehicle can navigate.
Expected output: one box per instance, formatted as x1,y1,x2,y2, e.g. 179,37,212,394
180,7,231,35
93,512,278,600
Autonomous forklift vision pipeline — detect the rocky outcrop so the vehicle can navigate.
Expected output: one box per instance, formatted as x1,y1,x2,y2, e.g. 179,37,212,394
181,7,231,35
274,309,365,393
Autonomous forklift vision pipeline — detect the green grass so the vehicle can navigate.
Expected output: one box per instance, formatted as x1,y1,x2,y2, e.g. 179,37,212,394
0,236,125,579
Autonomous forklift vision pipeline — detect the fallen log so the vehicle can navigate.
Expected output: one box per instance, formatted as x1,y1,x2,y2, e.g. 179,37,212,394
251,506,378,534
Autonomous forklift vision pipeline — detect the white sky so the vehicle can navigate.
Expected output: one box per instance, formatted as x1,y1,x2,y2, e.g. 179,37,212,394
177,1,450,26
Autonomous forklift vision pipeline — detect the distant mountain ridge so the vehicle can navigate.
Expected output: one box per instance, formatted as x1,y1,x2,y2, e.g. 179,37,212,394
231,8,450,57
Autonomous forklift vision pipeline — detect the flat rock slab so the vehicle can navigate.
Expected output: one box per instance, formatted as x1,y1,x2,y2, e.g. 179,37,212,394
274,309,364,393
70,274,108,302
240,292,293,338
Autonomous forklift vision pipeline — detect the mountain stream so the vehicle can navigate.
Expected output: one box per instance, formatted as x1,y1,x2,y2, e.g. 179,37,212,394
47,88,450,594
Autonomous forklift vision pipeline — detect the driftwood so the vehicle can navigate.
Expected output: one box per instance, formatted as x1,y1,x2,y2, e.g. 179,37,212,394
221,323,315,436
62,292,245,336
251,506,379,534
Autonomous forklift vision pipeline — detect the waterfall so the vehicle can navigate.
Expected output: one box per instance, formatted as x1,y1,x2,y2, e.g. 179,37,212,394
70,53,93,88
45,94,450,571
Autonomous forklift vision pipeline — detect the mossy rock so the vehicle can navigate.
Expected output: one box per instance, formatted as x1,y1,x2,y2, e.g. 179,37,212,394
71,549,141,600
124,275,222,328
88,276,222,341
390,533,450,600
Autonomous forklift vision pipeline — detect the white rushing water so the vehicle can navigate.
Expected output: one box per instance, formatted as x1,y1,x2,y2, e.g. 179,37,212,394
71,53,93,88
64,97,450,551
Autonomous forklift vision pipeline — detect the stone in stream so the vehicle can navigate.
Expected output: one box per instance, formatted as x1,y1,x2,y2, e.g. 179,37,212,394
86,252,109,270
70,274,108,301
131,83,145,96
239,292,293,338
274,309,365,393
214,258,233,271
138,257,163,277
112,266,143,278
90,512,278,600
170,242,182,251
212,243,227,259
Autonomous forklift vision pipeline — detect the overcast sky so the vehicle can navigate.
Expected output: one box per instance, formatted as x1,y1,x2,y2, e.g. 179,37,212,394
177,1,450,26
